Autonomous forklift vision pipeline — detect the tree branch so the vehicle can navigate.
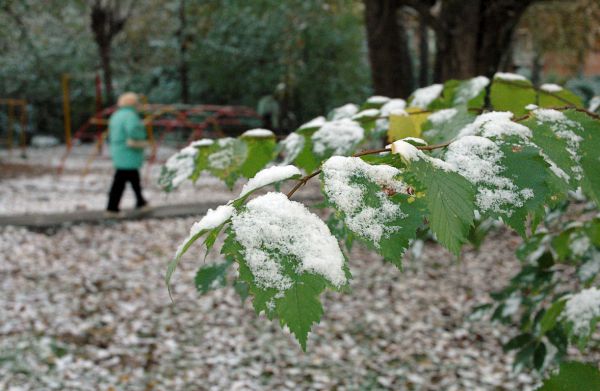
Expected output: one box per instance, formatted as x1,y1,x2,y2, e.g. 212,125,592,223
287,142,452,199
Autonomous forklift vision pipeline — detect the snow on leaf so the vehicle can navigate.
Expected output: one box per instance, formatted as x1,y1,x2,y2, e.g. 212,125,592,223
311,119,364,157
278,133,305,165
563,287,600,339
321,156,426,266
409,84,443,109
238,165,301,199
166,204,235,297
407,159,476,255
230,192,347,291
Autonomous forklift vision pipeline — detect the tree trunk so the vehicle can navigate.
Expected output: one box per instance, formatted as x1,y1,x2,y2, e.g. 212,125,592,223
418,14,429,87
433,0,536,81
364,0,414,98
99,43,114,104
178,0,190,104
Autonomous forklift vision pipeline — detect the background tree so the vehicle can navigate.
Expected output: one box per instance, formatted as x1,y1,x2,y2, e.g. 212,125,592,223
89,0,136,104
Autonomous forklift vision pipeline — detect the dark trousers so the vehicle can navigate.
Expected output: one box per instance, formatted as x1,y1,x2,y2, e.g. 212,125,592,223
107,169,147,212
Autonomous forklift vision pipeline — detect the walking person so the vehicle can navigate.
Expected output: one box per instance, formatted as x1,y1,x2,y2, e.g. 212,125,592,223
106,92,149,215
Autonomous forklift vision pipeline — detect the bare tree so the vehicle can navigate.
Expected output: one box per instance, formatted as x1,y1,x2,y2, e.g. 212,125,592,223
89,0,136,104
364,0,414,98
364,0,539,96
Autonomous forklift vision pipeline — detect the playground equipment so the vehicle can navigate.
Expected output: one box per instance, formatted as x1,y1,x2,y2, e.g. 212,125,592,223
0,98,28,157
58,72,262,178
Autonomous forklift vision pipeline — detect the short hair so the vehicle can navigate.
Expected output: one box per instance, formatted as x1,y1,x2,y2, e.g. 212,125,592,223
117,92,139,107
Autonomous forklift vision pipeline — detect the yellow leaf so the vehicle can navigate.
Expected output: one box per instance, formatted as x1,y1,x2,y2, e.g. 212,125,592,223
387,107,430,142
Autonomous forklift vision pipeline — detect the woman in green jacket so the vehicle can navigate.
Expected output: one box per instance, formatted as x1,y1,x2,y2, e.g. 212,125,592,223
106,92,149,213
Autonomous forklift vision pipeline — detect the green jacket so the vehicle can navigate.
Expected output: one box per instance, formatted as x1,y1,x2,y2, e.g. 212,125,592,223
108,107,147,169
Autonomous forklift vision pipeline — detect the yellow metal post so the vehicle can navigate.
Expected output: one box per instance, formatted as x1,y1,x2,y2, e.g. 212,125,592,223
62,74,72,149
7,100,14,151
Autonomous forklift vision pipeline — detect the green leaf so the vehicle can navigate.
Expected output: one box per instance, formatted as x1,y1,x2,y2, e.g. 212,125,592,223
503,333,534,352
563,110,600,206
537,361,600,391
276,274,325,351
538,88,583,109
498,140,556,236
239,135,276,178
491,77,536,116
421,107,476,146
533,342,547,370
194,259,232,294
409,159,476,255
207,138,248,188
293,128,321,172
540,299,566,336
233,280,250,303
321,156,427,268
221,193,349,349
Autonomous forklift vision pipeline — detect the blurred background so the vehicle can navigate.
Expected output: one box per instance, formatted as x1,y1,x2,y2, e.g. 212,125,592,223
1,0,599,141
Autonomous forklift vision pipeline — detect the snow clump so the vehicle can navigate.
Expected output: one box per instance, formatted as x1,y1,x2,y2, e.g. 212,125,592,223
410,84,443,109
239,165,301,198
380,99,407,116
494,72,527,82
322,156,408,245
279,133,304,165
540,83,563,92
241,129,275,138
563,287,600,336
444,136,534,215
367,96,390,104
164,146,197,187
455,76,489,104
299,116,326,130
230,192,347,291
457,112,531,140
311,119,364,156
175,204,235,258
330,104,359,120
428,108,458,125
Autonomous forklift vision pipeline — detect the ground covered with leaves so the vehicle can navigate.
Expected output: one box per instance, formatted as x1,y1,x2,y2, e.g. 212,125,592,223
0,146,549,390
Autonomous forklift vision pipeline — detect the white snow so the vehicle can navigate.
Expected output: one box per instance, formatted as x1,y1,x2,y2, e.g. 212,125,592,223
525,104,538,111
569,234,591,257
540,83,563,93
311,119,364,156
457,112,532,140
367,96,391,104
352,109,380,120
380,99,407,116
279,132,305,165
322,156,408,245
579,253,600,281
239,165,301,198
299,116,326,130
241,129,275,138
410,84,443,109
563,287,600,336
494,72,527,82
589,96,600,112
190,139,215,147
209,138,237,170
445,136,534,214
165,146,198,187
533,108,583,179
176,204,235,258
401,137,428,146
390,140,421,162
455,76,489,104
230,192,347,290
330,104,359,120
428,108,458,125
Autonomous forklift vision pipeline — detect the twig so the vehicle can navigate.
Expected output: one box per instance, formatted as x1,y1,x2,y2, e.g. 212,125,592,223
286,142,451,199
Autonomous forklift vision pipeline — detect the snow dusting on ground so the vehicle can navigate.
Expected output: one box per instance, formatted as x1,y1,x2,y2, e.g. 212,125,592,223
0,144,566,390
